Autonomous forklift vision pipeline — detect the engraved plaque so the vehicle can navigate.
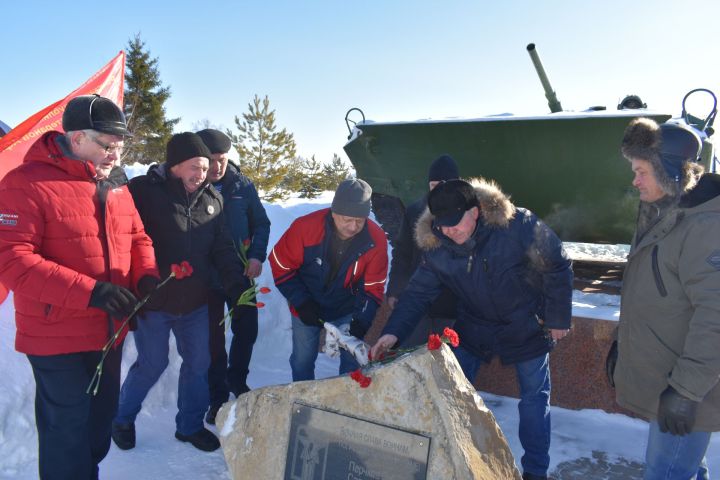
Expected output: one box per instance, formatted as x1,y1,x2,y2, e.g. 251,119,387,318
284,402,430,480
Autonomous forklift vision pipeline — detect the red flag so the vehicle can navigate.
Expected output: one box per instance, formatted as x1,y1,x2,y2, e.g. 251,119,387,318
0,51,125,306
0,51,125,182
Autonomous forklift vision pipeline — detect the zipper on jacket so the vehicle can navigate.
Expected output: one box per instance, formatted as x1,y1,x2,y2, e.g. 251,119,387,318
467,254,474,273
186,205,192,253
97,180,114,339
651,245,667,297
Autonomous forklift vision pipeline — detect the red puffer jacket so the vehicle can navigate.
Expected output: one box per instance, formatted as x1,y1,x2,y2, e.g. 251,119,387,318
0,132,158,355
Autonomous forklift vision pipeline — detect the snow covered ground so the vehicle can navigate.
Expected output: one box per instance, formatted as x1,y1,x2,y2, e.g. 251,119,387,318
0,164,717,478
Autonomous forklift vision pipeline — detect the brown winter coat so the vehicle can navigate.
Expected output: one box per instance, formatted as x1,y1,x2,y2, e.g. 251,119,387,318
615,176,720,431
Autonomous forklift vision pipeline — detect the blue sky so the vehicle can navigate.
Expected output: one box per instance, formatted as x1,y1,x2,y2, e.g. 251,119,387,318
2,1,719,163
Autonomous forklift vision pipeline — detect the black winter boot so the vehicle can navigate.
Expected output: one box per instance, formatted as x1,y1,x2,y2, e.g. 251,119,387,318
111,422,136,450
175,428,221,452
205,405,220,425
522,473,547,480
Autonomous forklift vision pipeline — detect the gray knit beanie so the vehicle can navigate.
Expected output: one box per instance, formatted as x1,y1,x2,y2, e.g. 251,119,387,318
331,179,372,217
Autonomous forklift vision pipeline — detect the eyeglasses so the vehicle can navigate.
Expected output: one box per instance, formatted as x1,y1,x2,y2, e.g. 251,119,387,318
89,135,123,155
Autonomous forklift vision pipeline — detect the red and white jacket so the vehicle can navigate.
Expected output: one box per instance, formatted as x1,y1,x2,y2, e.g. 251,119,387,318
270,208,387,325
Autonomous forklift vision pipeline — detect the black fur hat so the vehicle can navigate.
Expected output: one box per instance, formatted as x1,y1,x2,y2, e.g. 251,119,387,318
62,94,131,136
621,118,703,195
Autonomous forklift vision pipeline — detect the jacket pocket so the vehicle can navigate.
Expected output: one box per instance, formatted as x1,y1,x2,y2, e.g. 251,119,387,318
43,304,62,325
651,245,667,297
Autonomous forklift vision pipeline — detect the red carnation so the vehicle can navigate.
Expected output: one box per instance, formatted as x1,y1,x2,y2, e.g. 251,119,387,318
443,327,460,347
350,369,372,388
259,286,271,294
427,334,442,350
170,261,193,279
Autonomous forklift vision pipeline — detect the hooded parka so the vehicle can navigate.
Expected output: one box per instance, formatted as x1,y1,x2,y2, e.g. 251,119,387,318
615,173,720,431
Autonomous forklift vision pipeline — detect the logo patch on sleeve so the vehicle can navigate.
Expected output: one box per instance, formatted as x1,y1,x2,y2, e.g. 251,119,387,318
0,213,18,226
706,250,720,270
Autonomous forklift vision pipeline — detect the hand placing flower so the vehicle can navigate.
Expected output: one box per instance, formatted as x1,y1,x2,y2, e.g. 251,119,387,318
87,261,193,396
348,328,461,389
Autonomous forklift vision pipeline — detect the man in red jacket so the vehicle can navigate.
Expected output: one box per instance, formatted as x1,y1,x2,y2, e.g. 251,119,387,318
270,179,388,380
0,95,159,480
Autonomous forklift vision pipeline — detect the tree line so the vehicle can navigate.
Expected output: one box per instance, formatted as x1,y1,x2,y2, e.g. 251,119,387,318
121,34,351,201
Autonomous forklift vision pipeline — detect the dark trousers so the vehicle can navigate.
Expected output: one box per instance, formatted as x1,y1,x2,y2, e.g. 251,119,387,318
27,344,122,480
208,289,258,407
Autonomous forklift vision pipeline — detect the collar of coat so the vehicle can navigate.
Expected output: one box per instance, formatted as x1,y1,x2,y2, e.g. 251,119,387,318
414,177,516,251
631,173,720,254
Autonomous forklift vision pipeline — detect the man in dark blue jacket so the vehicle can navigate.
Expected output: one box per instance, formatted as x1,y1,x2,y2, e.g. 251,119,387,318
371,178,572,480
197,129,270,425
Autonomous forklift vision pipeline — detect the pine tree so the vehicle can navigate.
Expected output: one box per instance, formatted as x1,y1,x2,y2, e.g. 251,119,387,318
319,154,353,190
228,95,297,201
293,156,324,198
122,34,179,165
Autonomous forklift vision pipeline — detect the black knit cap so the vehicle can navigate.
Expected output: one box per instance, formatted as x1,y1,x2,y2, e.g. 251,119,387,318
428,154,459,182
62,94,131,136
196,129,232,154
165,132,212,168
428,179,476,227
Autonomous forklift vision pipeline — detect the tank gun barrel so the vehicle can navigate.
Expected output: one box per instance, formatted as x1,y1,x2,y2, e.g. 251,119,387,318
526,43,563,113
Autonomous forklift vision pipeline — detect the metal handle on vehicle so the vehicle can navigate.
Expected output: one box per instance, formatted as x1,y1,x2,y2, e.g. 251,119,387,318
345,108,366,139
681,88,717,133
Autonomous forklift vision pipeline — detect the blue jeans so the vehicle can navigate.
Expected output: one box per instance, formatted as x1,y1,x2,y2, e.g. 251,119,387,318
115,306,210,436
644,421,711,480
290,313,358,381
453,347,551,477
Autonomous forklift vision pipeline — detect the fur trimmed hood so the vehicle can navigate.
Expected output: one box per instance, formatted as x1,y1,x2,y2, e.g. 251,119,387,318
414,177,516,251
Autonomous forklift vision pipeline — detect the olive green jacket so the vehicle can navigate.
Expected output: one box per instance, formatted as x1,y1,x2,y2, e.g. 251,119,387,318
615,177,720,431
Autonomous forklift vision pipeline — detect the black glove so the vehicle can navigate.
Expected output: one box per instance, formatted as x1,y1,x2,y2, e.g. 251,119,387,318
349,318,369,339
605,340,618,388
295,300,323,327
657,385,699,436
137,275,161,297
138,275,166,311
89,281,137,318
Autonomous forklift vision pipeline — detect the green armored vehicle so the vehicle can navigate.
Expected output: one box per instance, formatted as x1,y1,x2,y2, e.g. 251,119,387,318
343,44,716,244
